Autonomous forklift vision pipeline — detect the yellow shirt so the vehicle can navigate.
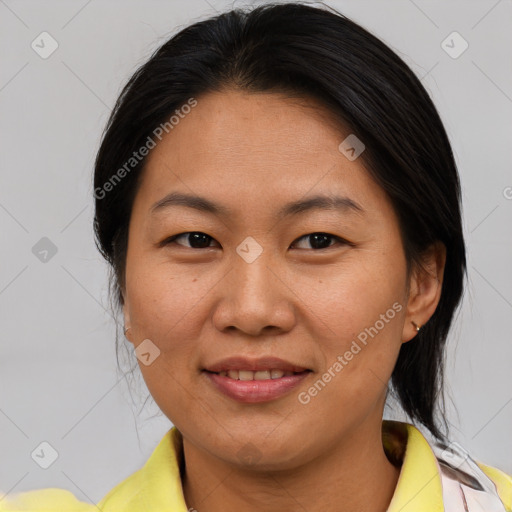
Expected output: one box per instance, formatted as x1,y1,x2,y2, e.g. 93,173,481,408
1,420,511,511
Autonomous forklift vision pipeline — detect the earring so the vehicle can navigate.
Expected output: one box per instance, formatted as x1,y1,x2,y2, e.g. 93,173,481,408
124,326,131,335
411,321,421,332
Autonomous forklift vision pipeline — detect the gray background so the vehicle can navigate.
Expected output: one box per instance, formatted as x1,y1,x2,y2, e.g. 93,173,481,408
1,0,511,504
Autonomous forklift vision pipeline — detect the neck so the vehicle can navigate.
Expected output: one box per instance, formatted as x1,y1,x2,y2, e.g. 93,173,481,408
181,420,401,512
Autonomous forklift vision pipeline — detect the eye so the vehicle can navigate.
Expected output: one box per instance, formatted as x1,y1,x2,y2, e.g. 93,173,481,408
160,231,352,251
161,232,218,249
291,232,351,250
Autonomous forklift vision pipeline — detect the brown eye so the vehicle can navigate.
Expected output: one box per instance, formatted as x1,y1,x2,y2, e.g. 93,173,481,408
291,233,350,250
163,232,217,249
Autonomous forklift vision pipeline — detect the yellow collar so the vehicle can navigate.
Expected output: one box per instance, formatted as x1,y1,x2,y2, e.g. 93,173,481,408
97,420,444,511
385,420,444,511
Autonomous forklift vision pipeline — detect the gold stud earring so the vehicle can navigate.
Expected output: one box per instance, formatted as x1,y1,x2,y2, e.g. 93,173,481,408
411,321,421,332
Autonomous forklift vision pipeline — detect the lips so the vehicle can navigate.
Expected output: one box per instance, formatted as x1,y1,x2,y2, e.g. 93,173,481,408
202,356,312,402
203,356,310,375
204,369,311,403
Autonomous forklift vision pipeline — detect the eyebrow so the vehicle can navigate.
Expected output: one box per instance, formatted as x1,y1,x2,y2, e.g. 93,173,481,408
150,192,364,219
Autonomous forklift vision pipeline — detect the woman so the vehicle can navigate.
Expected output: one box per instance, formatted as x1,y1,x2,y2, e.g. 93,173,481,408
2,2,510,511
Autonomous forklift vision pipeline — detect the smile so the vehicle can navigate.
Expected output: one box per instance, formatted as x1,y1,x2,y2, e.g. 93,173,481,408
203,369,311,403
215,369,301,380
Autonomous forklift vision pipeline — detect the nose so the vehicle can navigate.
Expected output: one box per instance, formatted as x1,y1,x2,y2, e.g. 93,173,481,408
211,248,296,337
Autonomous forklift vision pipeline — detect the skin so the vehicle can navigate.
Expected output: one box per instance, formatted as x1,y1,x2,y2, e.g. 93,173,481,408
122,89,446,511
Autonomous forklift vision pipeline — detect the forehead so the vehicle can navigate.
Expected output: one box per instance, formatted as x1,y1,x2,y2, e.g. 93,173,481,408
156,89,350,160
134,89,389,218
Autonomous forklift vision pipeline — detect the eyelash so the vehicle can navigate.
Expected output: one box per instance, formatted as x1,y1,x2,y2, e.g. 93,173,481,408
160,232,353,251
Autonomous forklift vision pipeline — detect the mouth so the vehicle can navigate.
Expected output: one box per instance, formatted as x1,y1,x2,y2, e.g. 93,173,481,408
203,355,311,375
201,357,312,403
203,369,311,380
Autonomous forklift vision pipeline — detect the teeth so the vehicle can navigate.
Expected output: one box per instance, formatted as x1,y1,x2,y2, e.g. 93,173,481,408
239,370,254,381
217,369,299,380
254,370,271,380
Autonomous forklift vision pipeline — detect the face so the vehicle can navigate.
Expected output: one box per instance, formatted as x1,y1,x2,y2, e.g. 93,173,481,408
122,89,437,470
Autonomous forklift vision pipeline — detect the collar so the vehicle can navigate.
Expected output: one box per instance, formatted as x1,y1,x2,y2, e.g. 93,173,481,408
385,420,444,511
97,420,444,511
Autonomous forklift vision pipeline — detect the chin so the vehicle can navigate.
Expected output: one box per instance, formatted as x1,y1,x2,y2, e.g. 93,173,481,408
210,429,310,471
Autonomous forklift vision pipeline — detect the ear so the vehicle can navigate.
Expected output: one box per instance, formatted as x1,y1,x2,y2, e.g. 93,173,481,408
122,300,134,344
402,241,446,343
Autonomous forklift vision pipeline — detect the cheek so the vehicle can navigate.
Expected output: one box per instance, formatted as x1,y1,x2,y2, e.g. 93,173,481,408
301,256,405,336
300,253,406,388
295,278,405,429
125,254,210,335
123,263,208,421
